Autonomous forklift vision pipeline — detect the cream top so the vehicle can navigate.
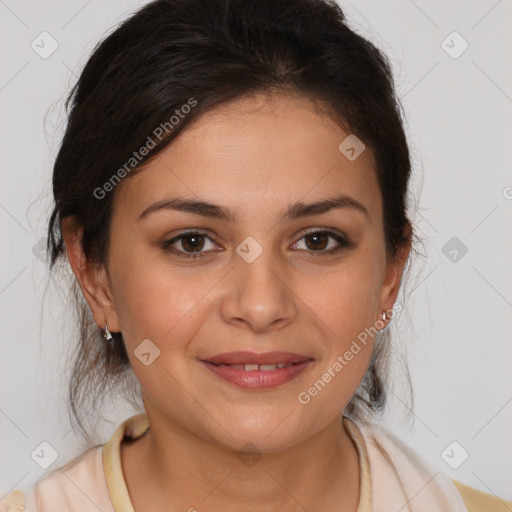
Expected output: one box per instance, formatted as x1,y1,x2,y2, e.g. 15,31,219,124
3,412,510,511
101,413,371,511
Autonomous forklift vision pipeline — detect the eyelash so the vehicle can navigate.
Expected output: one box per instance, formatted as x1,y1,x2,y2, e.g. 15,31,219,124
161,229,350,260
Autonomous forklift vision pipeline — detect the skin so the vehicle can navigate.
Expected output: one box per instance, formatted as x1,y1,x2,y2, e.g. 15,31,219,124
63,91,411,512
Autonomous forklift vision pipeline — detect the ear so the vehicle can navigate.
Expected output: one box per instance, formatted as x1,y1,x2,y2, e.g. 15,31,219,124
378,221,412,319
61,215,121,333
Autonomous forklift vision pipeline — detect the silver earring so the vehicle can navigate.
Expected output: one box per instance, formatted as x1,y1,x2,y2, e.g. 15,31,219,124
378,311,389,333
103,324,112,340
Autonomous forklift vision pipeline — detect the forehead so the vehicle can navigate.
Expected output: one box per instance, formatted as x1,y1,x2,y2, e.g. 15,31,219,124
113,92,381,222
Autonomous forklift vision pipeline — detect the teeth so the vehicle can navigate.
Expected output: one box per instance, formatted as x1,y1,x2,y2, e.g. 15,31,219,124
227,364,245,370
215,362,298,370
259,364,278,371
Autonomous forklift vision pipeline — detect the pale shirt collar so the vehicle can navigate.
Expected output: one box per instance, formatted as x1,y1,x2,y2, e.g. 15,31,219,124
102,412,372,512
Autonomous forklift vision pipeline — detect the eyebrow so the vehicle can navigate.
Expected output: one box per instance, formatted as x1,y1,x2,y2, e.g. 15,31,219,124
136,193,370,223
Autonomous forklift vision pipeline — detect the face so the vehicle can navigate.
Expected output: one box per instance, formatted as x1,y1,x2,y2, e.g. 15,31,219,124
71,92,408,452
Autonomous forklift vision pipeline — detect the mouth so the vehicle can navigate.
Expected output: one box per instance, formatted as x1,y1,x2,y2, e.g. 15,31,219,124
202,350,312,366
207,361,304,371
199,351,314,389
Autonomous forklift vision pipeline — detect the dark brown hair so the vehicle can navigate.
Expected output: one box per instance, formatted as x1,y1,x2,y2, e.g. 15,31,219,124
47,0,418,442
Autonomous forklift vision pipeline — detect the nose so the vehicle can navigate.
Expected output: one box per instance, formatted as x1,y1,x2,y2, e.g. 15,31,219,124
221,248,298,334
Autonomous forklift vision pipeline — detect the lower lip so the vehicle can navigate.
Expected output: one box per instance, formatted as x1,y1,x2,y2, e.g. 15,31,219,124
200,360,313,389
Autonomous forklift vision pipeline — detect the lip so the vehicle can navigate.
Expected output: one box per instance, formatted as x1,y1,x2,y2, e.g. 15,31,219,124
199,351,314,390
202,351,312,365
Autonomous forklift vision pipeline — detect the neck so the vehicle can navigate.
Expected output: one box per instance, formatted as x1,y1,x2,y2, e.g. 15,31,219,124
121,412,361,512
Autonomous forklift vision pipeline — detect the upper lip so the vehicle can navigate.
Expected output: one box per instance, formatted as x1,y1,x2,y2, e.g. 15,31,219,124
202,351,313,365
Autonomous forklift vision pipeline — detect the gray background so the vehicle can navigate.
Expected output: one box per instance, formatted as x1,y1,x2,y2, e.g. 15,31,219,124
1,0,511,503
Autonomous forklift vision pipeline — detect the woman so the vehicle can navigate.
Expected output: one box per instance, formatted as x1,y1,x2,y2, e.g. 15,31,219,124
1,0,509,511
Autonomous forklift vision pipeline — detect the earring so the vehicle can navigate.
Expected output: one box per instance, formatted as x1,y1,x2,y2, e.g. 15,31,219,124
378,311,389,333
103,324,113,340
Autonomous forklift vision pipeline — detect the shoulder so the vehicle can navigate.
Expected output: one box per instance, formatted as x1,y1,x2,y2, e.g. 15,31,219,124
0,445,113,512
452,479,512,512
351,417,511,511
0,490,24,512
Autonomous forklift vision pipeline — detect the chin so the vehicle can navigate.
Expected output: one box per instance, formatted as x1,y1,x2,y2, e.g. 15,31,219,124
207,411,310,454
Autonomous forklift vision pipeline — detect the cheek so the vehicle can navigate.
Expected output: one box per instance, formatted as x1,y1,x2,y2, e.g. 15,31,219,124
300,254,382,383
296,277,378,417
109,248,221,349
305,256,382,339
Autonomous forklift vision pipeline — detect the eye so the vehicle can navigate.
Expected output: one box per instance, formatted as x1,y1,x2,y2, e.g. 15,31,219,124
291,229,349,254
162,231,218,259
162,228,350,260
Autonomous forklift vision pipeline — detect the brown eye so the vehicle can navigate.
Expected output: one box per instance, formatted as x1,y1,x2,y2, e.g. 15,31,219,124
180,233,206,252
162,231,217,259
304,232,329,251
293,230,349,254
